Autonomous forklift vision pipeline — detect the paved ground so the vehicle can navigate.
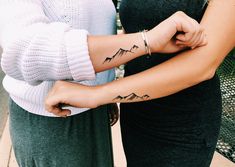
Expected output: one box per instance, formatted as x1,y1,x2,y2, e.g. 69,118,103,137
0,49,9,139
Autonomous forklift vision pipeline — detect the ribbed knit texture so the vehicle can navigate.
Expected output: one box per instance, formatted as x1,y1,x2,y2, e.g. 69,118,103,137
0,0,116,116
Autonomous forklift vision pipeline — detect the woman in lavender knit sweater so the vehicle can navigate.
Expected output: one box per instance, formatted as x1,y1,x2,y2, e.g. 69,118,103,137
0,0,208,167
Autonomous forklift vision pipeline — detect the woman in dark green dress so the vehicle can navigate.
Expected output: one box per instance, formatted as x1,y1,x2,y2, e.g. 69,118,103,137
44,0,235,166
0,0,206,166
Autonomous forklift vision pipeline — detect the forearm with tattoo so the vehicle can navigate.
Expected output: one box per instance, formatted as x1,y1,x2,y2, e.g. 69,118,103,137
88,34,145,73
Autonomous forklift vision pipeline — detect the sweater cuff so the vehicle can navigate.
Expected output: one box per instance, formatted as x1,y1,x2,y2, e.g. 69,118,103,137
65,29,96,81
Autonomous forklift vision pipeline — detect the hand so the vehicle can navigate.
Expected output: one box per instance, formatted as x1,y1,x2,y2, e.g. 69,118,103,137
107,103,119,126
158,39,187,53
45,81,99,117
148,11,207,53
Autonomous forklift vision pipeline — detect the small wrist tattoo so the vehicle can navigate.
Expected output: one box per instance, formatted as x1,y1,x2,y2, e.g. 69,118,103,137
103,45,139,64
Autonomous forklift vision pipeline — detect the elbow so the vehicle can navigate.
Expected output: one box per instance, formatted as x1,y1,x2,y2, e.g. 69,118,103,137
1,52,10,75
187,64,217,87
1,52,20,80
1,47,17,75
1,55,41,86
196,68,216,84
1,50,25,82
205,69,216,80
0,38,18,76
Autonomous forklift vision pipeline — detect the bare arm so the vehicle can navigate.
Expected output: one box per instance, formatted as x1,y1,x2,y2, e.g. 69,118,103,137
96,0,235,102
0,0,203,85
96,0,235,104
45,0,235,115
87,11,206,73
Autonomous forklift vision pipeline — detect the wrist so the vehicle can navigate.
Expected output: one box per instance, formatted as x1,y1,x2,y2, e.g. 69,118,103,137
133,32,149,56
148,19,177,53
93,84,109,107
147,29,162,53
140,30,152,55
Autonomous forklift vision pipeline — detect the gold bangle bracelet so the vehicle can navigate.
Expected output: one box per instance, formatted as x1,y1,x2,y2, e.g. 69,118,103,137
141,30,148,54
141,30,152,56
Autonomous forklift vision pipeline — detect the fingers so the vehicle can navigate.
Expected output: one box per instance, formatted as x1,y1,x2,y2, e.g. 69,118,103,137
173,11,198,36
197,33,208,47
190,31,207,48
172,11,207,49
45,97,72,117
176,31,207,49
108,103,119,126
188,30,203,49
48,106,71,117
45,81,72,117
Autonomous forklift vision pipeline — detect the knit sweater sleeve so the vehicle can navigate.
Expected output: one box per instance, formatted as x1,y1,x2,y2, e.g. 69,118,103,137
0,0,96,85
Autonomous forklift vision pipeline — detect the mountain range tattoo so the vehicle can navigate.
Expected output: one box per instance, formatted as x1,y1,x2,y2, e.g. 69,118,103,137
103,45,139,64
113,93,150,101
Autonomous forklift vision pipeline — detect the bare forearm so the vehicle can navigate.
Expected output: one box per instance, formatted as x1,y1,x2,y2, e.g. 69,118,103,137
96,0,235,105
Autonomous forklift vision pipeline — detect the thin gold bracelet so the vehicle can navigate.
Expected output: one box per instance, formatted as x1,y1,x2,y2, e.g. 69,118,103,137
141,30,148,55
141,30,152,56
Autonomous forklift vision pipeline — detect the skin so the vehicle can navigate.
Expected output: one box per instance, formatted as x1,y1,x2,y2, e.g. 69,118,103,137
88,11,206,73
45,12,208,116
44,0,235,116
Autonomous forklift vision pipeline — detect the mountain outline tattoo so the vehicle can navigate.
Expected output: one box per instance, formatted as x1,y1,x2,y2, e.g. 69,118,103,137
113,93,150,101
103,45,139,64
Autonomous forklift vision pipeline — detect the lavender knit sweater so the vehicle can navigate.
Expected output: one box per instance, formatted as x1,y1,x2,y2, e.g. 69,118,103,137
0,0,116,116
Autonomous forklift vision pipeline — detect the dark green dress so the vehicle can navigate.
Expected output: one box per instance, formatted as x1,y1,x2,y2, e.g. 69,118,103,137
119,0,222,167
9,99,114,167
